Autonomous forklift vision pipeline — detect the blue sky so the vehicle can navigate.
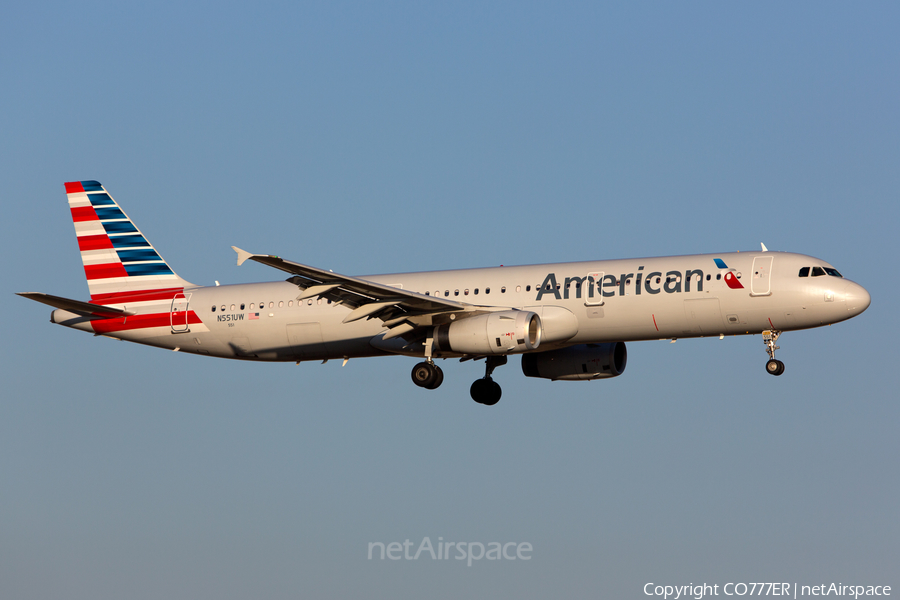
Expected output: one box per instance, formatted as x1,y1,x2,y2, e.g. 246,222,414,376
2,2,898,598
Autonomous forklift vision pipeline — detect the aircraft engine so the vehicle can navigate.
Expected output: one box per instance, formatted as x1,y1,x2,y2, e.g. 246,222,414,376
521,342,627,381
433,310,541,355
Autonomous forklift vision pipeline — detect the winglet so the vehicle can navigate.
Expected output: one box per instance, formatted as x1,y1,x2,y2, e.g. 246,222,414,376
232,246,256,266
761,242,768,252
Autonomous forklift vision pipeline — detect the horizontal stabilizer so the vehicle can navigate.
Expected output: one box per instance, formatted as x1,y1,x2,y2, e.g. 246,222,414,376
17,292,135,317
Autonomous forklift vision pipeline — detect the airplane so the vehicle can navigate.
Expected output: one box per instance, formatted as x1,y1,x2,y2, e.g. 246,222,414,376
18,181,871,405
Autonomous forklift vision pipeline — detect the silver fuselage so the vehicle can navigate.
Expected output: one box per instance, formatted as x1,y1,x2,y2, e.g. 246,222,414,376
51,251,871,362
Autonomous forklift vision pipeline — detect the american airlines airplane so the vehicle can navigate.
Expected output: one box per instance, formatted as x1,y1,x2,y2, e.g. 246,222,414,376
19,181,871,405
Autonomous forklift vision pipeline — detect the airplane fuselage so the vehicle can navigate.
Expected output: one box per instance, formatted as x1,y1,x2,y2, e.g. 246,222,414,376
52,251,869,363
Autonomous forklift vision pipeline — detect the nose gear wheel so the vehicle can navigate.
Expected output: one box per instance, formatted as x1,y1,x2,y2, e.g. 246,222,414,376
762,330,785,376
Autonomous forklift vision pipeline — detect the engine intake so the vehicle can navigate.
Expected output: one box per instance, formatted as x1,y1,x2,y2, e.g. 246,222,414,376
521,342,627,381
434,310,541,355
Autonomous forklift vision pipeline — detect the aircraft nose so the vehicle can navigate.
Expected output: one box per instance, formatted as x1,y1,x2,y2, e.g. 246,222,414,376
842,281,871,316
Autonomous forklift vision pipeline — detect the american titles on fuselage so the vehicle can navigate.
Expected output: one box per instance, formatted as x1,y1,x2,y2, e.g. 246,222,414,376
535,263,740,301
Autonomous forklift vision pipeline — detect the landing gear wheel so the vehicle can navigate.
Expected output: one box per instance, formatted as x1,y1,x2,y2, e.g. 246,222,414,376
765,359,785,376
762,330,785,376
470,377,502,405
411,362,440,388
425,366,444,390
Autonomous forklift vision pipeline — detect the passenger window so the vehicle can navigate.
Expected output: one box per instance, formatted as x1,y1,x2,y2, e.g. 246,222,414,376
240,303,245,310
231,304,236,311
811,267,825,277
799,267,810,277
501,286,506,293
716,274,721,281
220,305,226,311
444,290,449,297
211,306,216,312
279,301,284,307
474,288,479,295
516,286,521,292
317,298,322,305
425,291,430,296
288,300,293,307
706,274,711,281
526,285,531,292
485,288,491,294
454,290,459,296
269,302,274,308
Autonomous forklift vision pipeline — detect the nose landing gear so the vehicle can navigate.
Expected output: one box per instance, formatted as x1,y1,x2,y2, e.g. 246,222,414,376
762,330,785,376
470,356,506,406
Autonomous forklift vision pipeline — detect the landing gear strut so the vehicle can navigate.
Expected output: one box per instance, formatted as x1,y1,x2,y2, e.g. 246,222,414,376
762,330,785,376
471,356,506,406
411,334,444,390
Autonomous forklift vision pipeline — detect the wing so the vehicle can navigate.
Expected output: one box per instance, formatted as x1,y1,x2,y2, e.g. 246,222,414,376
232,247,473,340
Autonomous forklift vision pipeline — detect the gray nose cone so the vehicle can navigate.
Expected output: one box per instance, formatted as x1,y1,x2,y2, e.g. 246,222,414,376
843,281,871,316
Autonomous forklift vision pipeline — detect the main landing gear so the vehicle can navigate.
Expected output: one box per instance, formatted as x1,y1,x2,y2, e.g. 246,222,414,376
410,333,506,405
411,334,444,390
470,356,506,406
763,330,785,376
411,361,444,390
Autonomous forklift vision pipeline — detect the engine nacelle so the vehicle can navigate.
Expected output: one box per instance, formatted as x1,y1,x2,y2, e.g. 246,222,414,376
521,342,627,381
434,310,541,355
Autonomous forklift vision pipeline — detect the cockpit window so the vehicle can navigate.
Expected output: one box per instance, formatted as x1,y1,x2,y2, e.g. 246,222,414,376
798,267,810,277
811,266,826,277
824,267,842,278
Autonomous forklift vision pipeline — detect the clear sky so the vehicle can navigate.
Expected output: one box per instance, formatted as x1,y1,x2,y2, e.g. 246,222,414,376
2,2,898,598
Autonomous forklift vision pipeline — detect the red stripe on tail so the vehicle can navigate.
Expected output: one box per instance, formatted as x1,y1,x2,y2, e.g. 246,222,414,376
71,206,99,222
90,287,184,304
65,181,85,194
91,311,203,334
84,263,128,280
77,234,115,251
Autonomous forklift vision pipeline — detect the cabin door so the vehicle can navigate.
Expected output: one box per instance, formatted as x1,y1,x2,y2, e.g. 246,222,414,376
584,272,604,306
171,293,191,333
750,256,774,296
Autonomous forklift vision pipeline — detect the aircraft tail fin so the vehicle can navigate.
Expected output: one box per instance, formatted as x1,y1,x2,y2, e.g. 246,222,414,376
64,180,195,301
